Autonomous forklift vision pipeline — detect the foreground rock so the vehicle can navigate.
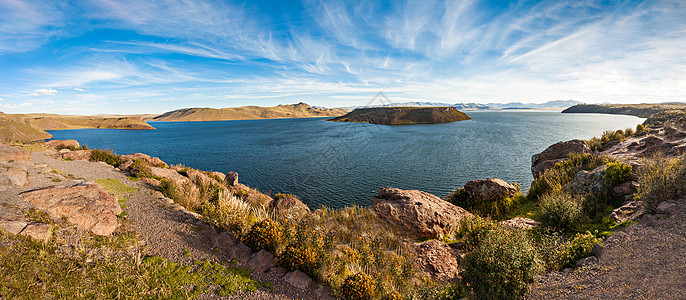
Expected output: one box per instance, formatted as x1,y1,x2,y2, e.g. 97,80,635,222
412,240,462,282
120,153,167,167
270,195,310,212
464,178,517,202
0,143,31,163
20,182,121,235
45,139,80,150
531,139,590,177
563,166,606,195
610,200,645,225
372,187,471,239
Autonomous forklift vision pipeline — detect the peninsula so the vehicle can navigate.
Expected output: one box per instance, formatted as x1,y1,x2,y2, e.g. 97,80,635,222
328,107,471,125
152,102,347,122
562,103,686,124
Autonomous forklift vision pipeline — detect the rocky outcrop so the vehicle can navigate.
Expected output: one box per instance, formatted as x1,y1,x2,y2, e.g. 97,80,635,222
45,139,80,150
225,171,238,186
120,153,167,167
0,214,52,242
270,195,310,211
464,178,517,202
610,201,646,224
563,166,606,195
372,187,472,239
20,182,121,235
329,106,471,125
56,149,92,161
0,144,30,163
149,166,188,184
531,139,590,177
412,240,462,282
0,162,29,186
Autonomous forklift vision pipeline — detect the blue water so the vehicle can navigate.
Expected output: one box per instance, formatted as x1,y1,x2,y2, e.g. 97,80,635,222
47,111,643,208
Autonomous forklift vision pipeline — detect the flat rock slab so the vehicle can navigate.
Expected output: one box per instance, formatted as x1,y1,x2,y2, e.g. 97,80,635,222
20,182,121,235
0,144,30,163
20,223,52,242
283,270,313,290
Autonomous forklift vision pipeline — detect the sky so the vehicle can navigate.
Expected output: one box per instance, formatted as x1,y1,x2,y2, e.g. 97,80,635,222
0,0,684,115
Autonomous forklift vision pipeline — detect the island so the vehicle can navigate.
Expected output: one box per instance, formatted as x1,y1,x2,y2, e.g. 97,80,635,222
562,103,686,124
328,106,471,125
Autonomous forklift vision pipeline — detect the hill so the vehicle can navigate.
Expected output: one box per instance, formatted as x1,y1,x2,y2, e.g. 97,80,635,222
328,107,471,125
0,112,155,143
340,100,580,111
152,102,347,121
562,103,686,124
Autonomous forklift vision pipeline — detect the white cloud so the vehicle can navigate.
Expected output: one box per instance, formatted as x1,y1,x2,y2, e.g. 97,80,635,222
74,88,85,92
30,88,58,96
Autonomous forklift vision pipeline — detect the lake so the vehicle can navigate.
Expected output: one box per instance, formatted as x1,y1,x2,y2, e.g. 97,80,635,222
48,111,643,208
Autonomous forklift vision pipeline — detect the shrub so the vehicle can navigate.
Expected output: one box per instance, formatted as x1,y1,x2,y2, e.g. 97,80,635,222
339,273,375,300
635,124,645,133
538,191,583,230
634,155,686,210
90,148,123,166
604,161,633,187
129,159,155,178
279,243,320,277
273,193,297,200
462,225,542,299
528,153,612,200
455,215,498,251
559,231,602,268
446,187,519,219
623,127,635,136
244,219,282,252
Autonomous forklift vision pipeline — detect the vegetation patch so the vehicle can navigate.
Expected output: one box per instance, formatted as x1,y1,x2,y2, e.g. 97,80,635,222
93,178,138,206
634,154,686,210
90,149,124,166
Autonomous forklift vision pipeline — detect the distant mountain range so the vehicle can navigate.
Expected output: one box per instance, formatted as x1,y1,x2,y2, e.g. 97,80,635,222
339,100,581,111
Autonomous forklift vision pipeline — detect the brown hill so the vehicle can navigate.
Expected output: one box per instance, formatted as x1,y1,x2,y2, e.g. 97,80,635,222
328,107,471,125
152,102,347,122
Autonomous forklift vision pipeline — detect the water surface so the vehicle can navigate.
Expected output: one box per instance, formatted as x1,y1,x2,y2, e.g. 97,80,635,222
48,111,643,208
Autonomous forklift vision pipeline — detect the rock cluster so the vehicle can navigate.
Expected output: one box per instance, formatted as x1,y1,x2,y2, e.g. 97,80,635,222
531,139,590,177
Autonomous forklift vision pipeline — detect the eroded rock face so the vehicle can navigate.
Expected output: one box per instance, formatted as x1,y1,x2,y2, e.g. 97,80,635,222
412,240,461,282
270,196,310,211
149,166,188,184
531,139,590,177
45,139,80,150
464,178,517,202
610,201,646,224
372,187,471,239
20,182,121,235
564,166,606,195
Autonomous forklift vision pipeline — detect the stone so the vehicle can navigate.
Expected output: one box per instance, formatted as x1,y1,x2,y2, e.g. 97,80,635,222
58,149,71,153
120,153,167,167
575,256,597,267
411,240,461,282
210,171,226,182
531,139,590,177
266,266,287,277
0,144,31,163
500,217,540,229
564,166,606,195
373,187,471,239
0,163,29,186
656,201,678,215
211,231,237,249
614,181,639,197
20,182,121,236
610,201,646,224
118,159,134,171
44,139,80,150
246,249,277,273
225,171,238,186
140,177,161,188
19,223,52,242
313,285,335,300
58,150,92,161
270,196,310,211
283,270,313,290
640,214,657,227
464,178,517,202
149,167,188,184
226,243,251,264
0,215,28,234
187,169,218,186
590,243,604,258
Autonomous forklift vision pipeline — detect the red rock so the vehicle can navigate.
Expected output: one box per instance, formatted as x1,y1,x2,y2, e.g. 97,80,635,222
270,196,309,211
0,144,30,163
464,178,517,202
246,249,276,272
225,171,238,186
412,240,462,282
283,270,313,290
45,139,80,150
58,150,92,161
120,153,167,167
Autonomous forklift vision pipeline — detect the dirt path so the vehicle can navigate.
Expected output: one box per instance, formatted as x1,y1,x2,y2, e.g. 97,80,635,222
529,198,686,299
1,147,320,299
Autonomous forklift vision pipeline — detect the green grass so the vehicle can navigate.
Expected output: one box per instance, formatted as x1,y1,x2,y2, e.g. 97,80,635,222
0,229,266,299
94,178,138,206
24,208,56,225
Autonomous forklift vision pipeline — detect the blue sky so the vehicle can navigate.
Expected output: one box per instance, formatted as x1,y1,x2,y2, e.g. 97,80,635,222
0,0,684,114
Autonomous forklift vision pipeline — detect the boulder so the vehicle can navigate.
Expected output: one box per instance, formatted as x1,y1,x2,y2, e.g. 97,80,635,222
656,201,678,215
187,169,218,186
0,163,29,186
58,150,92,161
225,171,238,186
590,243,604,258
20,223,52,242
0,214,29,234
246,249,277,273
140,177,161,188
412,240,461,282
610,201,645,224
464,178,517,202
283,270,313,290
267,266,287,277
210,171,226,182
614,181,638,197
20,182,121,235
226,243,251,264
500,217,540,229
118,159,134,171
372,187,471,239
45,139,80,150
563,165,606,195
120,153,167,167
211,231,238,250
270,196,310,211
0,144,30,163
149,167,188,184
531,139,590,177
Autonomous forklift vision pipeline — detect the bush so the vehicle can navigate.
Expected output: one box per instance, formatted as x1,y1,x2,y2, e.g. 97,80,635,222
339,273,375,300
279,243,320,277
446,187,519,219
634,155,686,210
462,226,542,299
90,148,123,166
244,219,282,252
604,161,633,186
455,216,498,251
129,159,155,178
538,191,583,230
559,231,602,268
528,153,612,200
273,193,297,200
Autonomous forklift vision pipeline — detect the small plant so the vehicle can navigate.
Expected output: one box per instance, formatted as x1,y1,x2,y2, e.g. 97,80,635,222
604,161,633,186
455,215,498,251
244,219,282,252
538,191,583,230
634,154,686,210
559,231,602,268
279,243,320,277
462,225,542,299
90,148,123,166
339,272,375,300
129,159,155,178
273,193,297,200
24,208,55,225
635,123,645,133
446,187,520,219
